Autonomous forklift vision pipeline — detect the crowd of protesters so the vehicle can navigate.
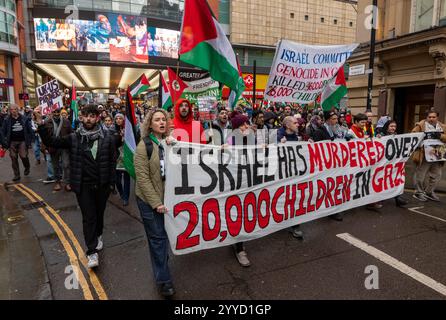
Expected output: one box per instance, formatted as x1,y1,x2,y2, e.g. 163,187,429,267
0,97,445,298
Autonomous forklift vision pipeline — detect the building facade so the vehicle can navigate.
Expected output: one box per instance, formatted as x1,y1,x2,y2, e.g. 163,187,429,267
349,0,446,131
0,0,25,107
218,0,358,101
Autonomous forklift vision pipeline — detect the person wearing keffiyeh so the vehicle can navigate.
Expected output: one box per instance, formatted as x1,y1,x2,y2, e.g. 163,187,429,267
36,104,119,270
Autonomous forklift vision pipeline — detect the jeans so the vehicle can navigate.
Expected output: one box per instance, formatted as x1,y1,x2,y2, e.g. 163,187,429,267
46,153,55,179
136,196,172,285
33,135,41,161
116,170,130,202
76,184,111,255
51,149,70,183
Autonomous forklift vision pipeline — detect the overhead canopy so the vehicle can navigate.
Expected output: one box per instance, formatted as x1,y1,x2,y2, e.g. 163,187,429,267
29,63,168,93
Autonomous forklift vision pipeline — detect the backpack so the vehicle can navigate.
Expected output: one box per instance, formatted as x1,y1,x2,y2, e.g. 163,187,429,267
143,136,153,160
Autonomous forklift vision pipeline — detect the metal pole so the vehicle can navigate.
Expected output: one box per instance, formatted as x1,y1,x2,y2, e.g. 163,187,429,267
253,59,257,108
158,71,162,109
366,0,378,112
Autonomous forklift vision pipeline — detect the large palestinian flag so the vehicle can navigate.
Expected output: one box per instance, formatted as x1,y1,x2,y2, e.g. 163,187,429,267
179,0,245,99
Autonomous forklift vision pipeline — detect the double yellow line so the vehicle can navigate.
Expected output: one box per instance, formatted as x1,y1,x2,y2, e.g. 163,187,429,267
14,183,108,300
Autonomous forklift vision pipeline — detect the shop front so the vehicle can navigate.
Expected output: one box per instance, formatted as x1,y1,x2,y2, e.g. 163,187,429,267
347,26,446,133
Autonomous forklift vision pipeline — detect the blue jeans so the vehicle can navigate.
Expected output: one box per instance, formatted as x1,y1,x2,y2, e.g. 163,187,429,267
33,136,41,161
116,170,130,202
136,196,172,285
46,153,55,179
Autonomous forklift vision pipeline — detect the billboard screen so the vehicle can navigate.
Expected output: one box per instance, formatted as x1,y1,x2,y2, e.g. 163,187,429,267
34,18,110,52
147,27,180,59
34,15,179,63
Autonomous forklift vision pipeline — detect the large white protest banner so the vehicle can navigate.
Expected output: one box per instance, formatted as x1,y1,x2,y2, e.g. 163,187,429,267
264,40,358,103
164,133,423,255
36,79,63,116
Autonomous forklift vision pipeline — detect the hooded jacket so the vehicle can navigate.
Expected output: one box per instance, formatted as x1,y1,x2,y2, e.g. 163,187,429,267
172,99,206,144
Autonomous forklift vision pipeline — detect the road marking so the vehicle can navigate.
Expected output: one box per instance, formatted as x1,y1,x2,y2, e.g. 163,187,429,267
14,184,94,300
407,206,446,223
337,233,446,297
17,183,108,300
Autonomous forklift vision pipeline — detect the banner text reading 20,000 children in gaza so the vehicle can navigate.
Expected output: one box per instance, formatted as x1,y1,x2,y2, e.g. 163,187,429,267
164,133,423,255
264,40,358,103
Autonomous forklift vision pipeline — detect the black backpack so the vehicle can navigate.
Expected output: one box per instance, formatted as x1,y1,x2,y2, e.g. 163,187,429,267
143,136,153,160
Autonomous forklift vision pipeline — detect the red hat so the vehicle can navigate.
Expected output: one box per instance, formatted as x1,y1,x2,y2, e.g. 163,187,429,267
230,111,249,129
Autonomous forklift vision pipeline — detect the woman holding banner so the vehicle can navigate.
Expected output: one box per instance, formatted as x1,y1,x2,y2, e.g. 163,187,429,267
134,108,175,298
380,120,408,207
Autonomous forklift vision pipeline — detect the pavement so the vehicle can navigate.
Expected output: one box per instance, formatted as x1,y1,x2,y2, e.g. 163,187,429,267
1,153,446,300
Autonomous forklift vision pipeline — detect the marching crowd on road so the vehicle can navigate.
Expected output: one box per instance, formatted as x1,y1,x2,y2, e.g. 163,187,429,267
0,99,445,298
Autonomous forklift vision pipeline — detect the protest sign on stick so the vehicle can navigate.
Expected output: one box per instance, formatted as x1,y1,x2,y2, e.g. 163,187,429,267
36,79,63,116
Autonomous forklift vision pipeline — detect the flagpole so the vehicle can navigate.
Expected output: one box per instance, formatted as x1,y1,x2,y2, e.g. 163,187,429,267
253,59,257,109
158,70,162,109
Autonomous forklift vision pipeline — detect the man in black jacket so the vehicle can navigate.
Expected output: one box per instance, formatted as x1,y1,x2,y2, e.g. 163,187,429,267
35,105,118,269
0,104,33,181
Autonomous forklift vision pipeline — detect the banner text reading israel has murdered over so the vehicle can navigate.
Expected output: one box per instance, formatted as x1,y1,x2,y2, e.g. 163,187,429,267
264,40,358,103
164,133,423,255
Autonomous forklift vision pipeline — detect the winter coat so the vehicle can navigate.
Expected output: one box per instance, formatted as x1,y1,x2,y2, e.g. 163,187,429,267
0,114,34,148
134,138,164,209
38,125,118,194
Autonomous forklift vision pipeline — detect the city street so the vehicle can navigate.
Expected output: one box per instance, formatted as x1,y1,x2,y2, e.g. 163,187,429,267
1,156,446,300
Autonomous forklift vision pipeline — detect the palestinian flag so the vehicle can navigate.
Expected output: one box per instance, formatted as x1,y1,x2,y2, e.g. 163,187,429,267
321,66,347,111
70,80,78,129
160,72,173,110
123,88,138,179
167,67,188,104
129,73,150,97
227,55,243,109
179,0,245,99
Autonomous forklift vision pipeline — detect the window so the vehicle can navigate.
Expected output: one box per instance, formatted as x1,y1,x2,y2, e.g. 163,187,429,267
321,17,325,23
304,15,309,21
290,13,294,19
334,19,338,25
349,21,353,27
6,0,15,12
414,0,435,31
440,0,446,25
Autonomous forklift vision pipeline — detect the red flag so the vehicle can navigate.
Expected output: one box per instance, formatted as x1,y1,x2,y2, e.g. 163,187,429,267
167,67,188,104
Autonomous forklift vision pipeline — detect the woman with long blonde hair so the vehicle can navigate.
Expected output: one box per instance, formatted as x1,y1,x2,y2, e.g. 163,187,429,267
133,108,175,298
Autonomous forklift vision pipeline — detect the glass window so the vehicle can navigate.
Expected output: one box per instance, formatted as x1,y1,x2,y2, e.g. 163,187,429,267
0,12,5,23
0,31,7,42
6,0,15,12
93,0,112,11
0,0,5,8
414,0,434,31
73,0,93,10
6,13,14,25
440,0,446,25
0,21,6,33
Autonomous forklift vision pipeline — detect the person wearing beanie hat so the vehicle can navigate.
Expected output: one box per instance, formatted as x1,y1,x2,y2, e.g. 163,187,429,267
60,109,69,119
375,115,391,135
230,111,249,131
227,110,252,267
